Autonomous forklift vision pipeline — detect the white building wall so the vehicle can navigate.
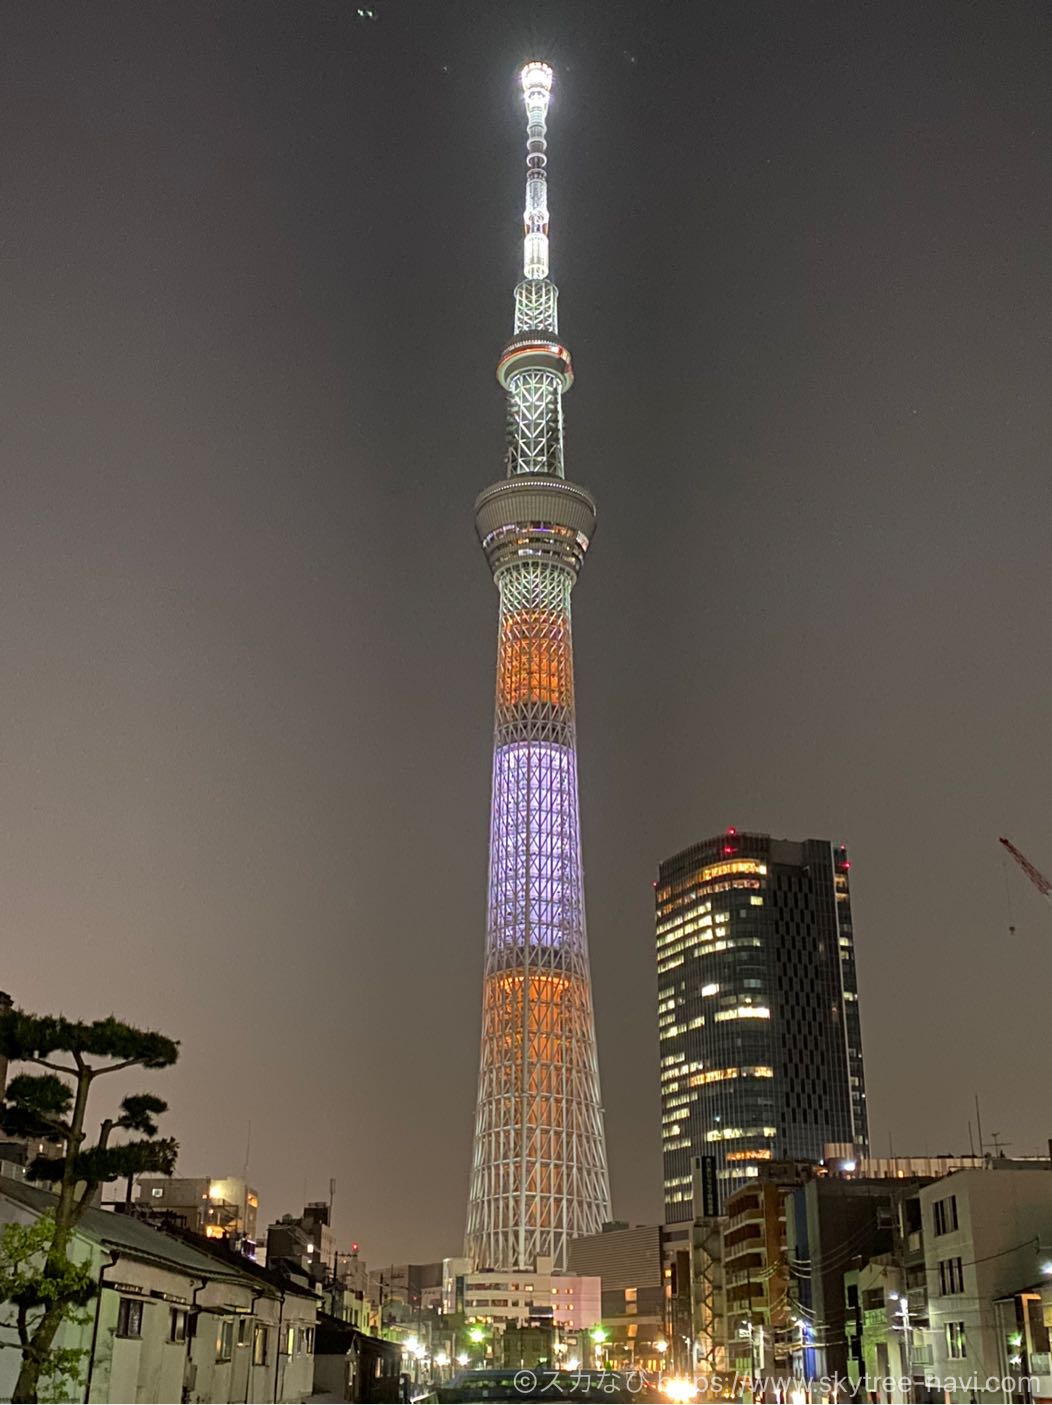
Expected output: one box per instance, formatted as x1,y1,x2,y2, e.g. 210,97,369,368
0,1186,316,1404
0,1199,99,1403
90,1260,197,1404
921,1169,1052,1404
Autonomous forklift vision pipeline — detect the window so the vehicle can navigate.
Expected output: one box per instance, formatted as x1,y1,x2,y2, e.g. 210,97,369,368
933,1194,958,1235
281,1325,296,1356
253,1325,269,1366
237,1317,251,1347
299,1326,315,1355
938,1258,964,1295
216,1319,235,1363
946,1321,966,1359
151,1187,164,1199
116,1298,144,1339
169,1308,188,1343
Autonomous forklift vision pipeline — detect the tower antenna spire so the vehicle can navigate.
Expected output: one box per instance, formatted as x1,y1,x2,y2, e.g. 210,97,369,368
520,61,554,281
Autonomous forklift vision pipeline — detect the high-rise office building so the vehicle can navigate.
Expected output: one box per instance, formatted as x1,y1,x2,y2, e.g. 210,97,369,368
655,830,867,1216
464,63,611,1272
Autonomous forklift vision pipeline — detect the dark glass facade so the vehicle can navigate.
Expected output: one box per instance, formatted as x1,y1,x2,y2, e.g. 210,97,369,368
655,831,868,1219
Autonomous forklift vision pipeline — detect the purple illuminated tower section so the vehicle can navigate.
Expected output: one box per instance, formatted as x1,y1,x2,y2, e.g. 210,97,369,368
465,62,611,1272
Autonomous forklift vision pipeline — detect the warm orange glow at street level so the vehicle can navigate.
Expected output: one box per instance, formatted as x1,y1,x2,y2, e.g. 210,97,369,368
498,608,573,709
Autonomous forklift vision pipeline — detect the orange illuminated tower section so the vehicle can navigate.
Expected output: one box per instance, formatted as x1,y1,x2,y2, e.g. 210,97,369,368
465,63,611,1272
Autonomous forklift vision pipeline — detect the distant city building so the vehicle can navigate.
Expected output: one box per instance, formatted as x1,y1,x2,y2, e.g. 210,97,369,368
134,1175,259,1251
268,1201,335,1278
267,1203,368,1330
442,1255,600,1334
656,830,868,1211
568,1223,692,1373
371,1262,443,1325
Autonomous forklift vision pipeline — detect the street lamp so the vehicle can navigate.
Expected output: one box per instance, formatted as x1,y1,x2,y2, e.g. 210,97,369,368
889,1292,913,1403
590,1325,608,1369
468,1325,487,1368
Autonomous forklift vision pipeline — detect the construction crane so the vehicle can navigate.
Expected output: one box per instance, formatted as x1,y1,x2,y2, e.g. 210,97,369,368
999,837,1052,933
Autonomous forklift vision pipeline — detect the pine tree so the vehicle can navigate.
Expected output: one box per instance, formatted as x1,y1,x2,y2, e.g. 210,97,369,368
0,1008,179,1403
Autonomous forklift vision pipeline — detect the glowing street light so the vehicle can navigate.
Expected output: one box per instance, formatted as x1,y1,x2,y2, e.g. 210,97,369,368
661,1379,698,1403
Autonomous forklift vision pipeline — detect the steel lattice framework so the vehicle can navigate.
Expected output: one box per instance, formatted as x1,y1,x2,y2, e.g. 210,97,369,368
465,62,611,1272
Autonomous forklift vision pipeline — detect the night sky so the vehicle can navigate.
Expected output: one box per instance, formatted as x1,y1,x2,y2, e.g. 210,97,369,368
2,1,1051,1264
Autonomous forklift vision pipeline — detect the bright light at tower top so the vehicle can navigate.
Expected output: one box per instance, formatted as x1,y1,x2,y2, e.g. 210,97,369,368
521,61,553,95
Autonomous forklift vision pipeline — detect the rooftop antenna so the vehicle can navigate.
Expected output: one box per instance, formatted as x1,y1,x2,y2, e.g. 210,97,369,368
1002,847,1016,936
974,1093,985,1159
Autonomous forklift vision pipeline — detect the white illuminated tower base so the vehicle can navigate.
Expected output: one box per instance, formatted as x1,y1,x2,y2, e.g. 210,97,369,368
464,62,611,1273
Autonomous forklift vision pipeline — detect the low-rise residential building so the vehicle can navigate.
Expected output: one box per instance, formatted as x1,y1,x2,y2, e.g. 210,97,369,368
309,1315,403,1403
992,1277,1052,1404
786,1174,927,1383
921,1167,1052,1404
721,1162,815,1380
841,1178,941,1404
843,1256,911,1401
0,1175,317,1404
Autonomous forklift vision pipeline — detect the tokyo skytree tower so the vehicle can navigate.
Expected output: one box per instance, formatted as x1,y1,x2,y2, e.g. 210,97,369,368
465,62,612,1272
